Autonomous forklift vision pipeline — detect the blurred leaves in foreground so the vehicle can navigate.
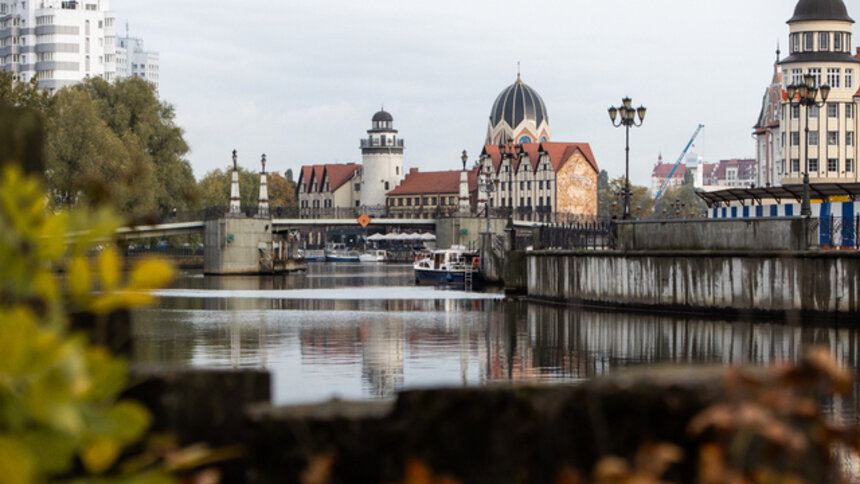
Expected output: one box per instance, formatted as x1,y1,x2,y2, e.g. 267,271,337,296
0,165,176,483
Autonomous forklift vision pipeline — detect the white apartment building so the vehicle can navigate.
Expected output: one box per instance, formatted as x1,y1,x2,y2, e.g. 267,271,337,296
0,0,116,92
115,34,158,90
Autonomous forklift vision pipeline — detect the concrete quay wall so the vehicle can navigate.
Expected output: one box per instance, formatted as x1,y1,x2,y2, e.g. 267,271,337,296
616,217,814,251
527,251,860,320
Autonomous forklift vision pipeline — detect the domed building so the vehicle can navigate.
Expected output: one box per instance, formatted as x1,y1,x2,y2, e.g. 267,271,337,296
777,0,860,183
485,74,552,145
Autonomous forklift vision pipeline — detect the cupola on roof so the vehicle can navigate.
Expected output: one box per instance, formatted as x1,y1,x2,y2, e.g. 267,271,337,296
489,74,548,129
788,0,853,23
372,110,393,122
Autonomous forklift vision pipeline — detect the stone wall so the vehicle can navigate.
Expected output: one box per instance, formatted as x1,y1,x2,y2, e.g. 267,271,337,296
435,217,508,250
527,251,860,321
556,150,597,217
204,217,272,274
617,218,814,251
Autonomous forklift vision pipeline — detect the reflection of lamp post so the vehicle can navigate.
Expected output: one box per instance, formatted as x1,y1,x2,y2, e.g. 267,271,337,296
608,98,646,220
480,161,500,233
786,74,830,217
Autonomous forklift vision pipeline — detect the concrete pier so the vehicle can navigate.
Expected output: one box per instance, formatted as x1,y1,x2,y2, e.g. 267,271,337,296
204,217,276,275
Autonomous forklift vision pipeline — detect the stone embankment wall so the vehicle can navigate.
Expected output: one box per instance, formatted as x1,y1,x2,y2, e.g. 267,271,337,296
527,251,860,320
616,217,814,251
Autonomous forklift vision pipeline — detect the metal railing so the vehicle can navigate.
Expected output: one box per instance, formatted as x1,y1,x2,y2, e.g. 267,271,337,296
538,219,616,250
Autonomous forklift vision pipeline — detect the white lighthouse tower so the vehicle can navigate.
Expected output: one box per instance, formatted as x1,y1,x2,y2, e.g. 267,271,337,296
360,109,405,214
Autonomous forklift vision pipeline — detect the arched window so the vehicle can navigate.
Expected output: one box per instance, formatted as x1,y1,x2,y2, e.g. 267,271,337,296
540,136,548,142
519,136,532,143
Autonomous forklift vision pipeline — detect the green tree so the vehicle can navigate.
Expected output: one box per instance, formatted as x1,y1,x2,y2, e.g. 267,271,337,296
285,168,294,183
268,171,297,210
599,175,653,219
44,88,158,213
0,71,50,111
197,166,261,209
75,77,198,214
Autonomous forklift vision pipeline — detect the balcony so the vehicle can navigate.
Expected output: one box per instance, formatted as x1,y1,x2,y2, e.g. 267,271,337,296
360,138,405,149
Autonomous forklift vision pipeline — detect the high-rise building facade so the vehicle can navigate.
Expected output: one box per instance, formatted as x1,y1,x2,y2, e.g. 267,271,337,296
0,0,116,92
779,0,860,184
115,34,158,90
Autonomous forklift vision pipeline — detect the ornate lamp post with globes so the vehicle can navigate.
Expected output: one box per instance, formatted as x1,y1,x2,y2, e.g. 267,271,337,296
786,74,830,218
608,98,646,220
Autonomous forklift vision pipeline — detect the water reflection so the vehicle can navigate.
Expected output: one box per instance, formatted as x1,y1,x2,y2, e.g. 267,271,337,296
132,264,860,419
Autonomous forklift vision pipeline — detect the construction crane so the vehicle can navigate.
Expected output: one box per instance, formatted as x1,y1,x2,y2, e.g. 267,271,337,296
653,124,705,201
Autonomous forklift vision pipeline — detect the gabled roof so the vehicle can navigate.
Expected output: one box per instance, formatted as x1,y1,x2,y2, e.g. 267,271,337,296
298,166,314,191
386,168,478,196
651,163,687,179
322,163,360,191
480,142,598,175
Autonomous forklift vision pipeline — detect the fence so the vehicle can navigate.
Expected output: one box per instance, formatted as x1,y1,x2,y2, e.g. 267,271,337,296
537,219,616,250
809,215,859,250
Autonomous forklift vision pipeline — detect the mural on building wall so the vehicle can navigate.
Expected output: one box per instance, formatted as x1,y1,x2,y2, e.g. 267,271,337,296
556,151,598,216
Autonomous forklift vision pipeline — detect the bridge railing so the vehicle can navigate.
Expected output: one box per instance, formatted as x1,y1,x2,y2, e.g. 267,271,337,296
536,218,616,250
808,215,860,250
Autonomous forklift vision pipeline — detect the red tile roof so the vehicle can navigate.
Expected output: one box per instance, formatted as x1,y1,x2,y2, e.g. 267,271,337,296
387,168,479,196
323,164,360,191
480,142,598,175
651,163,687,179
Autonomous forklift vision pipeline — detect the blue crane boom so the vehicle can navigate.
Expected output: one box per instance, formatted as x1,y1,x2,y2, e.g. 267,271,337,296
654,124,705,201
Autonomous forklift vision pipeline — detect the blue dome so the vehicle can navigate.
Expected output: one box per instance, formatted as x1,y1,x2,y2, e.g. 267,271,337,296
489,76,548,129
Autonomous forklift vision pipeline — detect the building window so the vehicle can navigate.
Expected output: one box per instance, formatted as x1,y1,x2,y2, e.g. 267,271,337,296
809,105,819,118
406,198,411,206
791,104,800,119
791,132,800,146
791,69,802,86
398,198,403,206
828,158,838,172
791,159,800,172
519,181,524,190
809,132,819,146
527,181,531,190
828,131,839,146
827,68,841,88
847,69,854,89
827,103,839,118
384,181,389,190
848,159,855,173
448,196,454,205
792,33,800,53
804,32,814,51
539,180,544,190
354,183,360,191
835,33,843,51
847,104,854,119
847,132,855,146
396,166,399,175
431,197,437,205
819,32,830,51
808,158,819,172
422,197,428,205
808,68,821,87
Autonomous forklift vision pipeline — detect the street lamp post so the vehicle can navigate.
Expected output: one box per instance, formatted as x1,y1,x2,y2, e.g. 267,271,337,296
608,98,646,220
480,160,500,233
787,74,830,218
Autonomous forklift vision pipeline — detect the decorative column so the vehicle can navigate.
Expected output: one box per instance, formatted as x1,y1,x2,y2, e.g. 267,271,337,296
258,153,270,218
458,150,471,216
230,149,242,215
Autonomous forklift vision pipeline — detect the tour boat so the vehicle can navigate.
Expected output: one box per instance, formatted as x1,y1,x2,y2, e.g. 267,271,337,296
413,245,480,288
358,249,387,263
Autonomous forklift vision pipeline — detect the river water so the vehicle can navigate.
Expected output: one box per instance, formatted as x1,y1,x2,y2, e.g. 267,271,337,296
132,263,860,421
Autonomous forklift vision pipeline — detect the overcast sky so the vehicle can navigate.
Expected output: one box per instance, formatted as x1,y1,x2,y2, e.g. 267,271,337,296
112,0,858,185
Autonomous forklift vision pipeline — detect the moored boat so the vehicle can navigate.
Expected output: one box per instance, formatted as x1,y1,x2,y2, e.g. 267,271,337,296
413,245,480,288
359,249,387,263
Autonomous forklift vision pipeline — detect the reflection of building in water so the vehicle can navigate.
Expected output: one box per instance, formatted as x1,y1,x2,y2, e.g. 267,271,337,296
360,317,404,397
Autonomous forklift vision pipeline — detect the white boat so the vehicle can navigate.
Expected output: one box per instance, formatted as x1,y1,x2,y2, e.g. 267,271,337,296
413,245,480,287
325,243,360,262
359,249,387,263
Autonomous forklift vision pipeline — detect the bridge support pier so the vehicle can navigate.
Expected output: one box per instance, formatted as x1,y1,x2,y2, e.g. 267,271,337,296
204,217,272,275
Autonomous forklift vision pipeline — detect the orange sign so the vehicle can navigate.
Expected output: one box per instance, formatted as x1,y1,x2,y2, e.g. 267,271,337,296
357,213,371,228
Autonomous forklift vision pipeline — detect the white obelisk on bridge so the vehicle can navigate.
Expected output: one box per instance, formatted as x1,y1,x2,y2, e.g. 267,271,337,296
230,149,242,215
258,154,269,217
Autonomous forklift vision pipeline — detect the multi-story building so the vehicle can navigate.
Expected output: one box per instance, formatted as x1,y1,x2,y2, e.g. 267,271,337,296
0,0,116,92
754,50,785,187
115,34,158,90
650,155,687,196
296,163,361,217
386,168,478,219
779,0,860,183
478,77,598,218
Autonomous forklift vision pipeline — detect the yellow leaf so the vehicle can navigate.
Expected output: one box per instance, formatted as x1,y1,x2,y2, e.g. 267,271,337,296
128,259,175,291
68,256,91,302
0,436,36,484
81,437,120,475
32,271,60,303
99,247,121,292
